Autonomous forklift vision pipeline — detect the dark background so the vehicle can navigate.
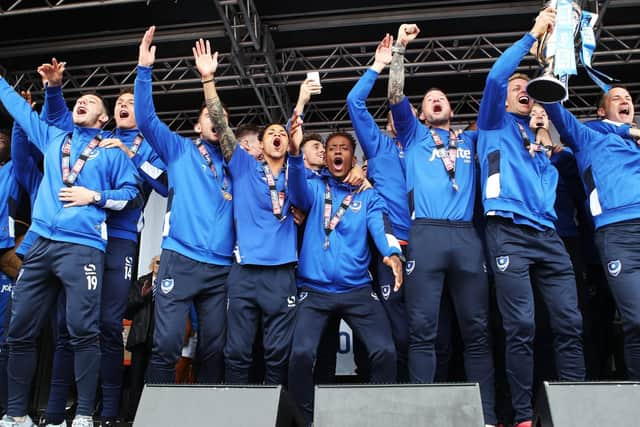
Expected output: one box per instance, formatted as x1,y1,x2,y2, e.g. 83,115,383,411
0,0,638,134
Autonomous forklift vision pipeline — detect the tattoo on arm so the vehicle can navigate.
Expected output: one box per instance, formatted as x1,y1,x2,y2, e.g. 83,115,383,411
388,51,405,105
206,96,237,162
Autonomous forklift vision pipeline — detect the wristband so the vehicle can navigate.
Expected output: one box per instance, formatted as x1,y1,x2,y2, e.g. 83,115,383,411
201,78,214,84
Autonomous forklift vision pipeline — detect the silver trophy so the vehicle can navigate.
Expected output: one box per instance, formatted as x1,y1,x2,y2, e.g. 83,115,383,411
526,0,582,103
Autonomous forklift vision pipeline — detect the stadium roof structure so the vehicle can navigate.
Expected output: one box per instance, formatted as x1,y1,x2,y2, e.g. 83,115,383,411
1,0,638,134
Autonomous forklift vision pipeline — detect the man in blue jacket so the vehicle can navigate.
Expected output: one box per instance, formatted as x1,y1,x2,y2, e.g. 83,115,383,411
136,27,234,385
346,33,411,381
287,126,403,425
545,86,640,381
476,8,585,427
0,73,141,427
34,59,167,426
0,128,23,282
386,25,496,425
193,38,298,385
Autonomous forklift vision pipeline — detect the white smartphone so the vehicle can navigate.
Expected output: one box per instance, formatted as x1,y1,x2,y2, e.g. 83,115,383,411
306,71,320,84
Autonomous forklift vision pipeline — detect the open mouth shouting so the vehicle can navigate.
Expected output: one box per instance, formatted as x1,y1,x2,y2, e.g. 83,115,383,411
332,156,345,172
433,104,442,113
119,109,130,119
76,106,88,115
619,106,631,120
518,95,530,105
273,136,282,149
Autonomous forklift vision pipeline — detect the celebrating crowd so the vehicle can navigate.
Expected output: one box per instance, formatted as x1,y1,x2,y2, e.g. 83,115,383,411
0,6,638,427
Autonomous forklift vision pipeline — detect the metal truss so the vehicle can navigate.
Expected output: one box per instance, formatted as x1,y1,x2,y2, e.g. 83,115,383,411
104,81,640,137
213,0,291,122
0,0,148,16
5,23,639,133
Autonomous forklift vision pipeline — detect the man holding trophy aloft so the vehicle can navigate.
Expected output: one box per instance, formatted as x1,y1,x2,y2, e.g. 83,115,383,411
477,6,586,427
526,0,583,104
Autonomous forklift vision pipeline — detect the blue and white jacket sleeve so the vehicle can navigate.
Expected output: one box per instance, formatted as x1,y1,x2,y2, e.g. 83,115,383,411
10,122,42,200
288,153,314,212
389,96,419,149
99,150,143,211
130,143,169,197
477,33,536,130
367,191,402,258
44,85,73,131
0,78,56,153
544,103,598,153
346,68,388,159
134,65,185,163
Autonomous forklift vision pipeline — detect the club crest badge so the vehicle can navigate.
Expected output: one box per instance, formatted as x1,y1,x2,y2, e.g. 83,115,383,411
350,201,362,212
496,256,510,272
298,291,308,302
381,285,391,301
287,295,296,308
161,278,174,294
405,260,415,275
607,260,622,277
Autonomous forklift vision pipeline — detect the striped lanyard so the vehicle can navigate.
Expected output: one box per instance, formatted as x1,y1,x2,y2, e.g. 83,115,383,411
517,123,550,157
129,132,144,156
61,133,102,187
430,129,459,191
194,139,231,200
323,181,354,250
262,161,288,220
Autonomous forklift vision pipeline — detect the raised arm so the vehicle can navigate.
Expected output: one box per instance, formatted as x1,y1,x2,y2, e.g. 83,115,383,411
544,102,599,153
294,79,322,118
388,24,420,105
38,58,73,131
389,96,418,148
0,77,55,153
287,111,314,212
193,38,237,163
134,27,187,164
11,121,43,200
347,34,394,159
477,8,555,130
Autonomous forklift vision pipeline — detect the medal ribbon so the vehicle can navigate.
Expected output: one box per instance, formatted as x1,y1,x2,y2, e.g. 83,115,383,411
430,129,460,191
517,123,551,157
262,161,288,220
61,133,102,187
194,139,230,196
129,132,144,156
323,181,354,249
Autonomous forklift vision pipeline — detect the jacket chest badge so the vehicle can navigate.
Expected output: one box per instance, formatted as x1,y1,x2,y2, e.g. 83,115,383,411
350,201,362,212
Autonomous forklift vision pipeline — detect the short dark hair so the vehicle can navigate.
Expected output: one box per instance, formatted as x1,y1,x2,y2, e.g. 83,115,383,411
258,123,286,141
118,87,134,97
325,131,356,152
300,133,324,149
235,123,260,140
424,87,447,97
79,91,109,116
